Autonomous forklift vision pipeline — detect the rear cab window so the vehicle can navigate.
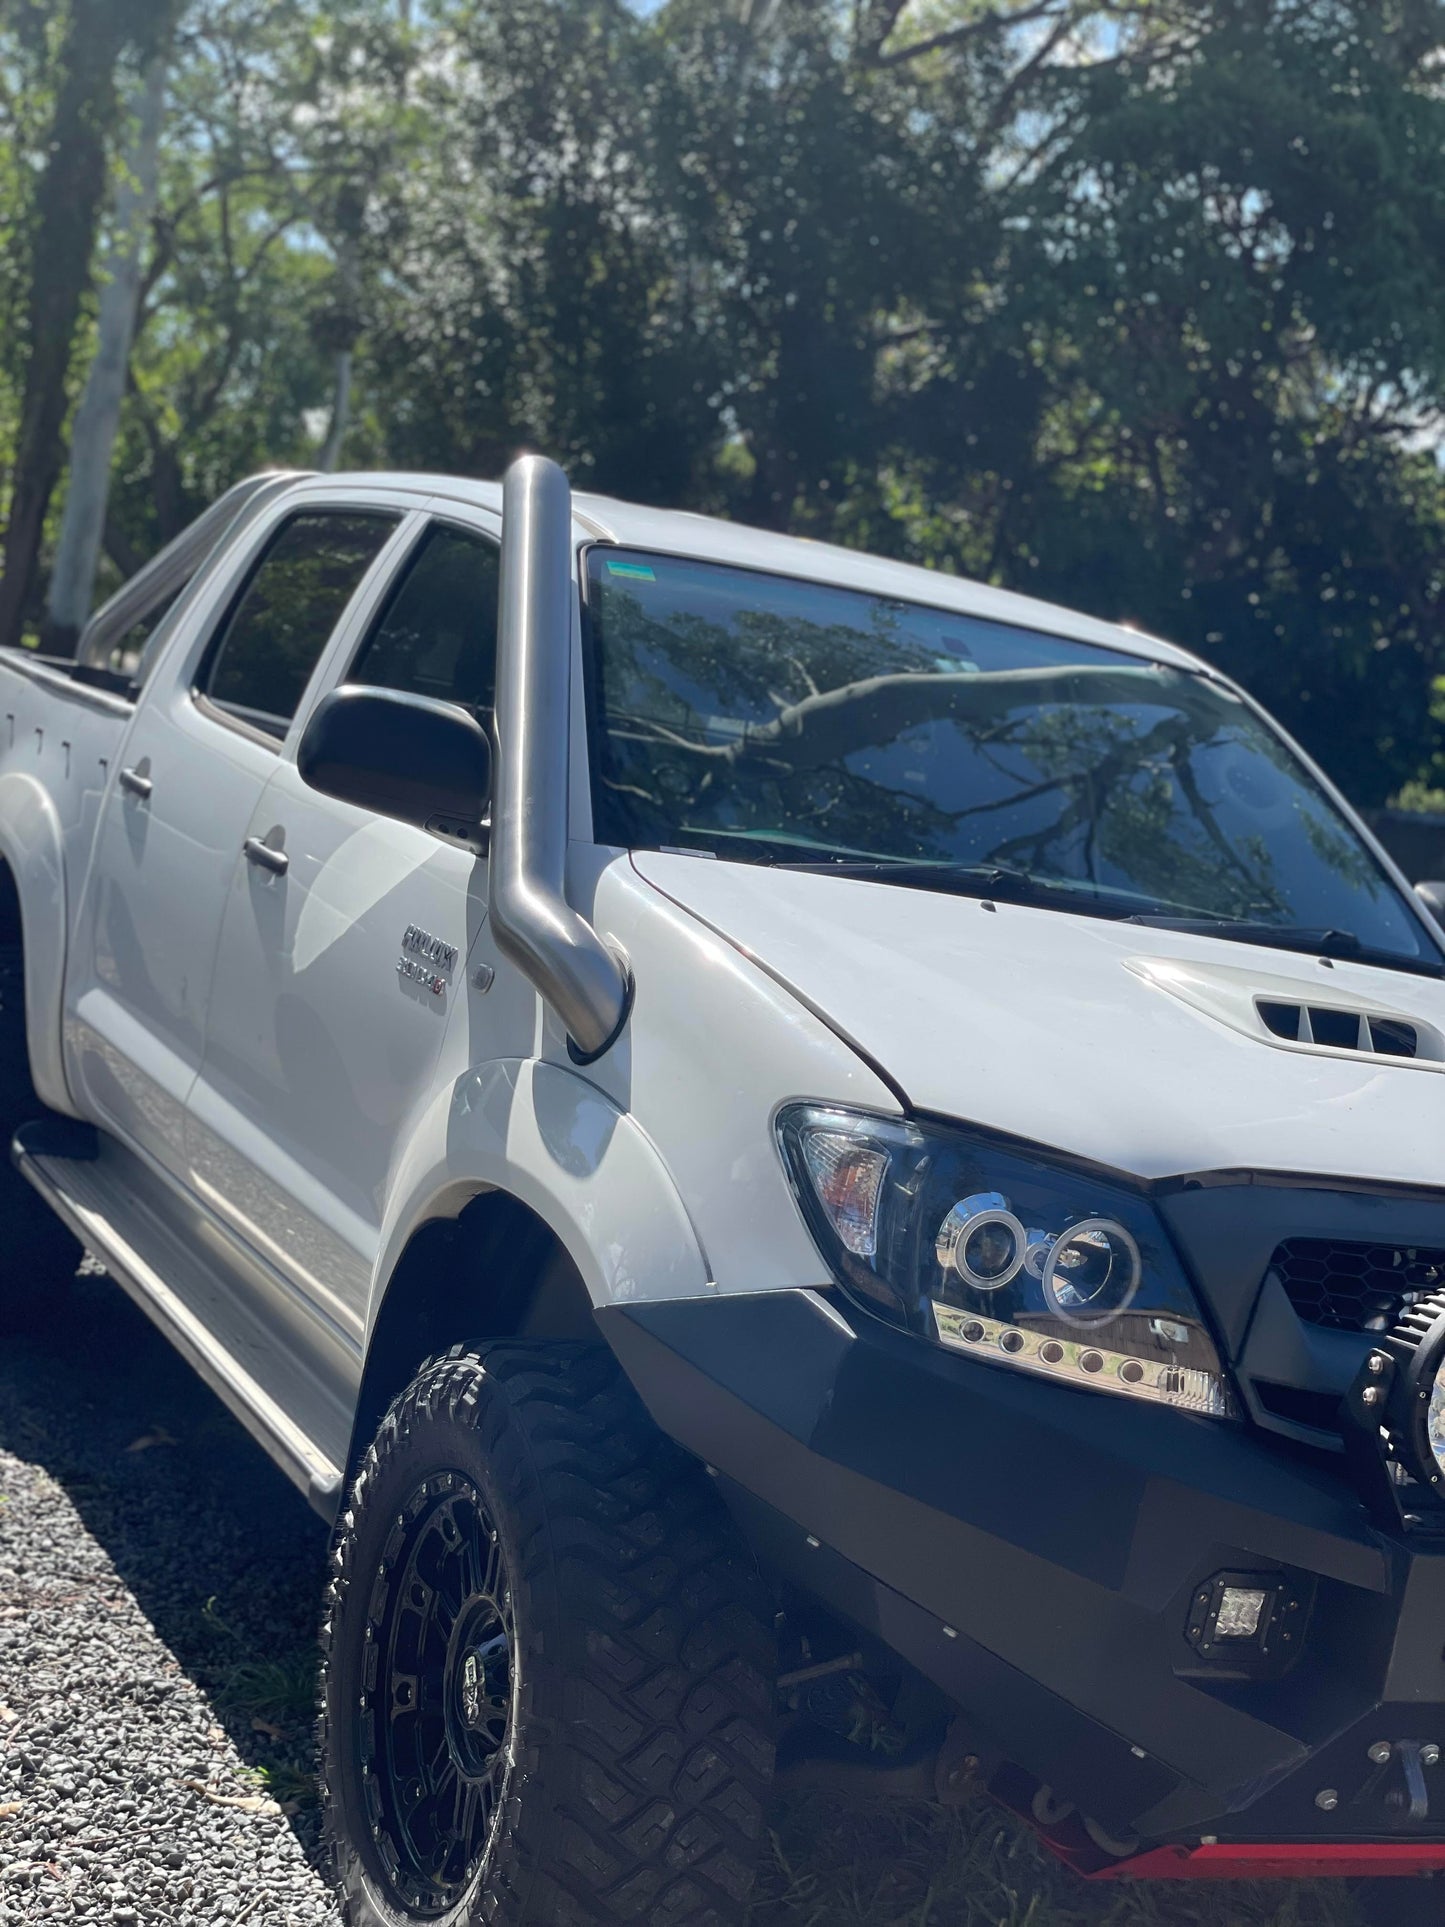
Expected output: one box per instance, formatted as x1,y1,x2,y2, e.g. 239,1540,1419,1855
196,509,397,741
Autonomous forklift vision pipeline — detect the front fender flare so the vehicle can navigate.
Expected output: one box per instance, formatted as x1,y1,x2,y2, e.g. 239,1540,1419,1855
0,771,74,1114
368,1058,711,1351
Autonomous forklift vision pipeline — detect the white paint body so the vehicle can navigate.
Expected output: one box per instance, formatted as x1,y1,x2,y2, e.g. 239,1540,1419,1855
0,471,1438,1493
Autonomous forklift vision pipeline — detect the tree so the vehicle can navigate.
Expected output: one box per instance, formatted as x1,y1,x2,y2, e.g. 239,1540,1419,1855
42,45,169,651
0,0,172,650
5,0,1444,810
972,0,1445,803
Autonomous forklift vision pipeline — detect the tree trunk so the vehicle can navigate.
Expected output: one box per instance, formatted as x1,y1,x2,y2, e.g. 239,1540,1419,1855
318,348,354,473
0,0,129,652
42,50,168,656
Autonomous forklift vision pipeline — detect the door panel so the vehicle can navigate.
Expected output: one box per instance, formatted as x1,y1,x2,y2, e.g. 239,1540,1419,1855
68,506,399,1178
69,685,283,1174
186,763,534,1337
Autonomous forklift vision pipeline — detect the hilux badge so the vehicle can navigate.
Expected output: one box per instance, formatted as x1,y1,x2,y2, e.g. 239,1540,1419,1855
397,923,457,996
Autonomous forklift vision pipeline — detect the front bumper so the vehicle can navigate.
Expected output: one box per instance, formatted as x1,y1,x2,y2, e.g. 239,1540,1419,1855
598,1288,1445,1864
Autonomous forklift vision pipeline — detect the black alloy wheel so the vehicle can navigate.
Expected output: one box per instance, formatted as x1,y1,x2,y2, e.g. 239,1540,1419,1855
321,1343,776,1926
366,1473,517,1914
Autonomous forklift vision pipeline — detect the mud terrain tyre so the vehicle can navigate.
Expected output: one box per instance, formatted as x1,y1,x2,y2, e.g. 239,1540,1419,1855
320,1343,776,1926
0,943,80,1327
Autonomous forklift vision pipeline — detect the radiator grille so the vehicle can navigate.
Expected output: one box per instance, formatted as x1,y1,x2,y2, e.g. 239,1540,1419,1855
1270,1237,1445,1333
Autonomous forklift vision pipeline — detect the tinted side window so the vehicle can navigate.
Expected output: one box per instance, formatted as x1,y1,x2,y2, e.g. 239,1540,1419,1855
348,523,500,715
201,511,395,738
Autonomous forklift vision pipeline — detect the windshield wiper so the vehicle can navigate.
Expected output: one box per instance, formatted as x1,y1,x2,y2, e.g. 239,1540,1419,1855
1123,915,1445,980
767,863,1445,977
771,857,1135,914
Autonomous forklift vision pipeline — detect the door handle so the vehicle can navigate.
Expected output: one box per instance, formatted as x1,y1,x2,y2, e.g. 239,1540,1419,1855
243,835,289,877
118,765,152,800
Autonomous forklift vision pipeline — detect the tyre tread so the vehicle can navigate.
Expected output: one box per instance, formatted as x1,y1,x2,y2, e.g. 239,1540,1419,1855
320,1341,775,1926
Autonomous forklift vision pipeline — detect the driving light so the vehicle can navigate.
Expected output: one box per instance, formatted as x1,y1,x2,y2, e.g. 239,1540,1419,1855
778,1104,1236,1419
1342,1291,1445,1528
1387,1294,1445,1489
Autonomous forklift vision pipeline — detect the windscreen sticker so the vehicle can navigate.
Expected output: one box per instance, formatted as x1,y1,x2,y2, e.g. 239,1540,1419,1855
605,560,657,581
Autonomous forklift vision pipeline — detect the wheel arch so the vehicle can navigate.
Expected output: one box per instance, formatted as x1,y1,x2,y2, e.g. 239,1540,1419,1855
346,1188,599,1481
347,1057,714,1479
0,774,73,1114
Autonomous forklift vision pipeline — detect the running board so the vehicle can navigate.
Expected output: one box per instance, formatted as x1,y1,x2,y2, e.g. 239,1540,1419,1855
13,1124,344,1515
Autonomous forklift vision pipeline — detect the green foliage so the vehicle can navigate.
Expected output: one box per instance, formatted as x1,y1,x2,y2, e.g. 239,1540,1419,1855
1390,779,1445,814
753,1786,1363,1926
5,0,1445,804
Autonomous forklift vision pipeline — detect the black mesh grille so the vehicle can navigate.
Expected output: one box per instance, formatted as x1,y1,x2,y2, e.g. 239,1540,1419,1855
1271,1237,1445,1332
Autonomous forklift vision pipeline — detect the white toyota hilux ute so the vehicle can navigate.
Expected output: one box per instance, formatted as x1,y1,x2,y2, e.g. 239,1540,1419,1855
4,455,1445,1919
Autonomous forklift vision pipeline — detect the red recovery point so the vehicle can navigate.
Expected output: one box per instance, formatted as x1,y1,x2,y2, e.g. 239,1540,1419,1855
1089,1842,1445,1881
993,1770,1445,1882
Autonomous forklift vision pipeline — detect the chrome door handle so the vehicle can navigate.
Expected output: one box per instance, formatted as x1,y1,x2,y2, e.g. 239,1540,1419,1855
243,835,289,877
118,765,152,800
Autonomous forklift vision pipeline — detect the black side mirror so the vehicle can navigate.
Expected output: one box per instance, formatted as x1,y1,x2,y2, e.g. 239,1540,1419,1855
1416,880,1445,927
297,684,491,842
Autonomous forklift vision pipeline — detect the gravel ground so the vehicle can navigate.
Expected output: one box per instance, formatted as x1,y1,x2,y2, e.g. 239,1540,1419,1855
0,1260,340,1926
0,1256,1395,1927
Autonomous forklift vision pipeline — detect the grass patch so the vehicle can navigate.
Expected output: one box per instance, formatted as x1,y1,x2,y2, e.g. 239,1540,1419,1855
751,1790,1364,1927
210,1654,318,1726
195,1596,317,1725
258,1761,320,1810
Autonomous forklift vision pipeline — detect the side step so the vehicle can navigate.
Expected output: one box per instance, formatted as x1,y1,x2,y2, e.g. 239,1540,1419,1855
13,1122,344,1515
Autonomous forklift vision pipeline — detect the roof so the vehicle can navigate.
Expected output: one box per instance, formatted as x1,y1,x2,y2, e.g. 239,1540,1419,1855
289,468,1205,673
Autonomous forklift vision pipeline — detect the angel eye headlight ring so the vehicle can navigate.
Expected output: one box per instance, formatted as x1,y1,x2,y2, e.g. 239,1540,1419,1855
1040,1217,1142,1327
936,1193,1027,1292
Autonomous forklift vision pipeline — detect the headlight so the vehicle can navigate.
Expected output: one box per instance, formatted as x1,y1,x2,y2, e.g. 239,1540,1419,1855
777,1104,1235,1419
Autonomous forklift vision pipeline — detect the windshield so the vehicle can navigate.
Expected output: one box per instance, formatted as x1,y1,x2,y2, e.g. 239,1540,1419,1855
584,548,1438,964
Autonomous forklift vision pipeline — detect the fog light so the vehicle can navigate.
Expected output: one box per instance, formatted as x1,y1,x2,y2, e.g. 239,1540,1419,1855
1215,1586,1269,1640
1185,1569,1309,1675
